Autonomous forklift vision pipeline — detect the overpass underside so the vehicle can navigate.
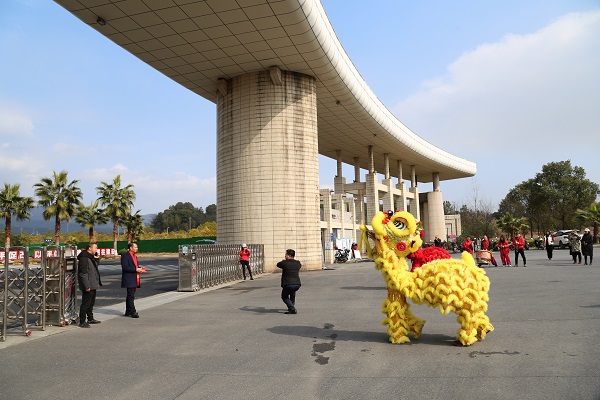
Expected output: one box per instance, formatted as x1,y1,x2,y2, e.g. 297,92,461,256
54,0,476,271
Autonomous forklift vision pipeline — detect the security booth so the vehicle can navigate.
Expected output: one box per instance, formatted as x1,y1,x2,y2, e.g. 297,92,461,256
44,246,78,327
179,244,264,292
178,244,198,291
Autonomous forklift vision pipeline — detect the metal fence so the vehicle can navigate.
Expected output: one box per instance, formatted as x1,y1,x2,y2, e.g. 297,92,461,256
1,245,78,342
178,244,264,291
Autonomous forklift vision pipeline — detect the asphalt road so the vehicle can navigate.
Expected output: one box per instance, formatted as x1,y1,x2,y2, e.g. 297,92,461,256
94,256,179,309
1,248,598,400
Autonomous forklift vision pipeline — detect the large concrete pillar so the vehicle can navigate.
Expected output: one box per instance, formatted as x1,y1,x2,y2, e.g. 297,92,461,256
216,69,321,271
424,172,445,242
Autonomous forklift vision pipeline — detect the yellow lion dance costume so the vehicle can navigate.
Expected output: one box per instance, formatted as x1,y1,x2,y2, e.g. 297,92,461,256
360,211,494,346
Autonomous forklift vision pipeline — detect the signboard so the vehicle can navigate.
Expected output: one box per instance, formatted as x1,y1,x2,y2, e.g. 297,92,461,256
0,250,25,261
330,233,334,242
448,235,457,239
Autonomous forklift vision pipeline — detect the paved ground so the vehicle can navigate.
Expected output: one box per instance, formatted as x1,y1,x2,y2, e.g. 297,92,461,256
0,249,599,400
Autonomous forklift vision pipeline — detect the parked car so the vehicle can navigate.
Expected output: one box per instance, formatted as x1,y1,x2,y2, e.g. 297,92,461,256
553,230,582,249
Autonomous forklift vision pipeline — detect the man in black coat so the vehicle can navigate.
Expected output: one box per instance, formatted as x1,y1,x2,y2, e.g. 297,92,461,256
276,249,302,314
121,242,146,318
77,243,102,328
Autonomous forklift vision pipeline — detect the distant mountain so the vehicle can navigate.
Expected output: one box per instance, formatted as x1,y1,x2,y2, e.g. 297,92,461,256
0,207,156,235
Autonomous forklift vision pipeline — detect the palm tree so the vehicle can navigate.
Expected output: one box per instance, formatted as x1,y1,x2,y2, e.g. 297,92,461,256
122,210,144,243
496,213,529,238
0,183,35,247
96,175,135,251
33,171,83,245
576,202,600,243
75,200,109,242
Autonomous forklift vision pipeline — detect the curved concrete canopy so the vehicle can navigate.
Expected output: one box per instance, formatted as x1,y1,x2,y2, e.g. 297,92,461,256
56,0,476,182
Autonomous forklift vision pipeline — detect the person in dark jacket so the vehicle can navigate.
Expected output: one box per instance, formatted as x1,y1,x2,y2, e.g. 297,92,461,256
582,228,593,265
121,242,146,318
276,249,302,314
77,243,102,328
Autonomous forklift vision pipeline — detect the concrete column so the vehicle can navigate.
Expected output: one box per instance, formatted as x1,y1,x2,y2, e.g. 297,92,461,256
384,153,390,179
354,157,360,183
397,160,403,183
216,70,321,271
395,160,406,211
365,145,379,223
334,149,345,193
382,153,394,212
433,172,440,191
320,189,334,263
409,165,419,220
425,191,445,243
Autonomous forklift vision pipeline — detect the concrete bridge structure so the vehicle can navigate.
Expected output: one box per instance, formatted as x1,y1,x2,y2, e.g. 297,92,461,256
55,0,476,271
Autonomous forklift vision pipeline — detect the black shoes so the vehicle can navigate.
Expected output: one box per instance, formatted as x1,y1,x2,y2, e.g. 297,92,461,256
88,319,101,324
130,313,140,318
79,322,91,328
284,310,297,314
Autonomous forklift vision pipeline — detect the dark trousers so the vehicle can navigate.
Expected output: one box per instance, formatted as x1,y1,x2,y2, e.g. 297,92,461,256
572,252,582,263
281,284,300,311
546,244,554,260
584,254,593,264
125,287,136,314
79,289,96,323
514,249,526,265
240,260,252,279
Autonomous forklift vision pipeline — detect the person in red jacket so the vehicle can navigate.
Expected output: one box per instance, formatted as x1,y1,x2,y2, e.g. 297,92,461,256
513,232,527,267
498,235,511,266
239,244,253,280
463,236,474,254
481,235,498,266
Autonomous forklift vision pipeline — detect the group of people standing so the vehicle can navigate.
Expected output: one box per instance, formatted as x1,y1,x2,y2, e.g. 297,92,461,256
460,229,595,268
77,241,303,328
462,233,527,267
567,229,594,265
77,242,147,328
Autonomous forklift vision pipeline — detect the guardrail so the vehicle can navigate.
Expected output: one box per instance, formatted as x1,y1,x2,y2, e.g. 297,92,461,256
1,246,78,342
178,244,264,291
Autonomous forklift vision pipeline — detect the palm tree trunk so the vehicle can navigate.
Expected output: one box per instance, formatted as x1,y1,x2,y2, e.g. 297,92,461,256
5,216,11,247
55,214,61,245
112,219,118,252
89,227,94,243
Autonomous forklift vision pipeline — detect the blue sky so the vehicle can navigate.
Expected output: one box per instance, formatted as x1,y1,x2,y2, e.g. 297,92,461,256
1,0,599,215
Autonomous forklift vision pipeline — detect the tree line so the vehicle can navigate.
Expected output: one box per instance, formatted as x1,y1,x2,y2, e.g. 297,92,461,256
149,202,216,233
1,171,138,249
445,161,600,243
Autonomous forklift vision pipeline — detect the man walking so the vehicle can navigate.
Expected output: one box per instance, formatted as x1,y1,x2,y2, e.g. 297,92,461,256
276,249,302,314
77,243,102,328
121,242,146,318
